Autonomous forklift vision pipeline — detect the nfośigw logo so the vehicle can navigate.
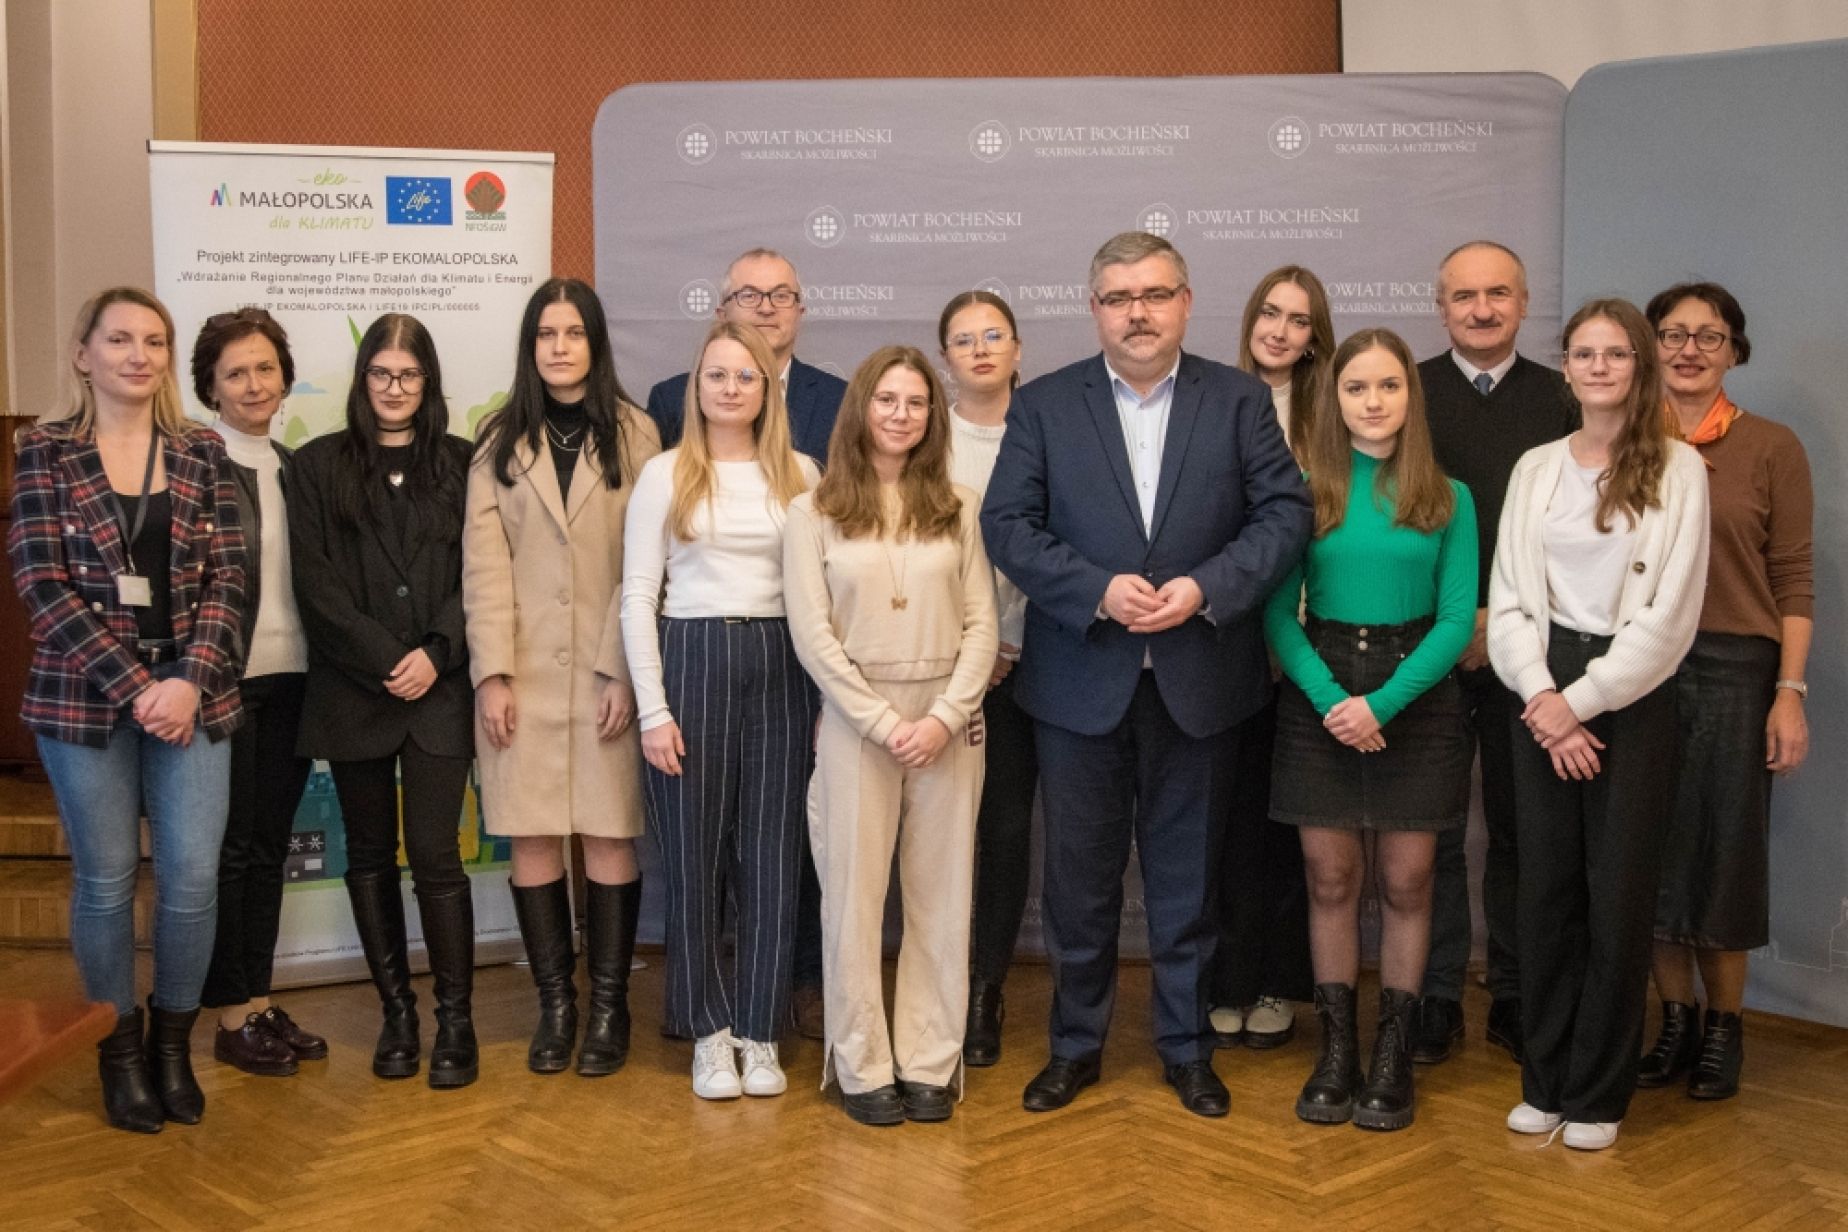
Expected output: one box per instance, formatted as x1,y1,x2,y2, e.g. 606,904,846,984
387,177,452,225
464,171,506,220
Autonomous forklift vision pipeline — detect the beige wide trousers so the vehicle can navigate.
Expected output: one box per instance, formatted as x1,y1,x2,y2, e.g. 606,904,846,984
810,675,985,1095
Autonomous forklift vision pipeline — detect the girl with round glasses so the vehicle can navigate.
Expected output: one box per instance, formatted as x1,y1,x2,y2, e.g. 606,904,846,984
465,279,661,1078
621,320,818,1101
1488,298,1710,1150
291,313,478,1089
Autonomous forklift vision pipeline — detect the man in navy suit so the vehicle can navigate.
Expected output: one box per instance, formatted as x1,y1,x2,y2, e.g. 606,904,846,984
981,232,1311,1117
644,247,846,462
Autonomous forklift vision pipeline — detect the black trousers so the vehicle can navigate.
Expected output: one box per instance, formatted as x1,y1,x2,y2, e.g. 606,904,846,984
1037,673,1235,1066
1425,664,1522,1003
1514,627,1677,1123
1210,690,1312,1007
201,673,313,1008
970,674,1042,987
644,617,813,1042
331,736,471,897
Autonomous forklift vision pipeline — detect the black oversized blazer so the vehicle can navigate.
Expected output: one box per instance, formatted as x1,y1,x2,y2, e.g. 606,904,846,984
287,430,474,762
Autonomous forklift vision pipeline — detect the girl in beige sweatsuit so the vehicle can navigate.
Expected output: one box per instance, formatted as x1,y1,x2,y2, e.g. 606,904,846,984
783,346,998,1126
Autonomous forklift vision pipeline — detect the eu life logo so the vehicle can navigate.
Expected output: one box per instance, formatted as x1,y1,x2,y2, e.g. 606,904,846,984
386,176,452,225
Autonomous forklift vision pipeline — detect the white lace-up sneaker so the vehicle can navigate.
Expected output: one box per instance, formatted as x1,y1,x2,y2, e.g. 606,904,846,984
1563,1120,1620,1150
736,1037,786,1097
1209,1005,1245,1045
1506,1102,1563,1134
692,1030,741,1100
1242,996,1297,1048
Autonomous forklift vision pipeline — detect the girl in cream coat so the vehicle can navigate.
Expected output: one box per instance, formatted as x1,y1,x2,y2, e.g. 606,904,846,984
464,279,660,1078
785,345,998,1127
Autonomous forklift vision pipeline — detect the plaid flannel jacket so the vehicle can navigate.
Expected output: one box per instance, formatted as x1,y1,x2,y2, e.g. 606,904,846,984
8,423,246,747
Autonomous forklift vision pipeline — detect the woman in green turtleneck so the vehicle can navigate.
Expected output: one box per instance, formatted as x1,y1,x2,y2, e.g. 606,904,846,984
1263,327,1476,1134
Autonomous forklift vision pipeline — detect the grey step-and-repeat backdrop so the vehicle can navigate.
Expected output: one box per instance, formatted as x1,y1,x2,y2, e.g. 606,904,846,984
593,74,1568,957
1565,40,1848,1027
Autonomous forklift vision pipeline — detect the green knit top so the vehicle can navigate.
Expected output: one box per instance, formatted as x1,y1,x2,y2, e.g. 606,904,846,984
1263,450,1478,724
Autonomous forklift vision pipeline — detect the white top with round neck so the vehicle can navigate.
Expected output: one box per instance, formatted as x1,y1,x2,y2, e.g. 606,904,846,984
216,419,308,675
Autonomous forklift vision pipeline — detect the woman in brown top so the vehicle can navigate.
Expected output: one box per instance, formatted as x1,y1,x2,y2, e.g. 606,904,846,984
1638,282,1813,1100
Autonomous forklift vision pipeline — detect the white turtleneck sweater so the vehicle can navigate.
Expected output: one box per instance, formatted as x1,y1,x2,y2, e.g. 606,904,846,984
217,420,308,677
947,407,1026,650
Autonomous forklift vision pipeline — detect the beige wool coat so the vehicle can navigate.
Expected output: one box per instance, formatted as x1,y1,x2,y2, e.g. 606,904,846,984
462,408,661,837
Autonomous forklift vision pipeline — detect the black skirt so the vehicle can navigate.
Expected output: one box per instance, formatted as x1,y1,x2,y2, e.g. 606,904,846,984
1270,616,1470,832
1654,631,1780,949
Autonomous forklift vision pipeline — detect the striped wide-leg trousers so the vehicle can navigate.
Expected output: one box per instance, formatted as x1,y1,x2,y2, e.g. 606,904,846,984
644,616,815,1043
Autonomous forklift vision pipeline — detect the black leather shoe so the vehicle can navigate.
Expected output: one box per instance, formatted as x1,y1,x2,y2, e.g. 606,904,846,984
1636,1000,1700,1088
900,1080,954,1122
1296,983,1361,1124
215,1013,299,1077
843,1084,906,1126
1410,996,1464,1065
1688,1009,1743,1100
97,1008,163,1134
1353,988,1418,1131
145,1001,205,1124
1022,1054,1100,1112
512,878,579,1074
1163,1060,1230,1118
1485,997,1524,1063
963,981,1003,1067
259,1005,328,1061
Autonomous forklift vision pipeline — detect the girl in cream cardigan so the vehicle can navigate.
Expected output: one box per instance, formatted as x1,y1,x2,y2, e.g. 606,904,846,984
1488,298,1709,1152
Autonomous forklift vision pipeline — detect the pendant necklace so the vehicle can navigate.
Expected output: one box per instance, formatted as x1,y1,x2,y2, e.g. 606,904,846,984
545,416,584,453
387,470,404,488
883,535,910,611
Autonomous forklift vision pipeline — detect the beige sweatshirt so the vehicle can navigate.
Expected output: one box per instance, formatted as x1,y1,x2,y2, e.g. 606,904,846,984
783,485,999,744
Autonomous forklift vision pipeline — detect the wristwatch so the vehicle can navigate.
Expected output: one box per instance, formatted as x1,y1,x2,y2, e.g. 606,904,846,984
1776,679,1808,699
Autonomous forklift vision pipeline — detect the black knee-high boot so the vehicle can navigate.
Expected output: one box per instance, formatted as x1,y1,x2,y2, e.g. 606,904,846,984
511,878,578,1073
345,869,420,1078
98,1008,163,1134
578,879,640,1077
418,884,478,1089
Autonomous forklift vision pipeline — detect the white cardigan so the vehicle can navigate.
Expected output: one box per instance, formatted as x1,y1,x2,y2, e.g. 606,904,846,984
1487,437,1710,722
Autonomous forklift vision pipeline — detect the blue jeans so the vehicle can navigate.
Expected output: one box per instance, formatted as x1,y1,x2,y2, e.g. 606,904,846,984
38,677,233,1016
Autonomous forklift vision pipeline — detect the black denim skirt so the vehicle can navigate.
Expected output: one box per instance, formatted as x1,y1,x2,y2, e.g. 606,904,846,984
1270,616,1470,831
1655,631,1781,949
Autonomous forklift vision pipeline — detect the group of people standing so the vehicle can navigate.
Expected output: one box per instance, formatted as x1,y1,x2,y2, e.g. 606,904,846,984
10,230,1810,1152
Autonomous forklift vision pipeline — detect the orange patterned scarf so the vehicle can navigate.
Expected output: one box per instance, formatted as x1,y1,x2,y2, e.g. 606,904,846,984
1668,389,1740,446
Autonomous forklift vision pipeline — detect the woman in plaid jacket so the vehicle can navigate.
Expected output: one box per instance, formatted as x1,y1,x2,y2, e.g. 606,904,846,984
8,287,246,1134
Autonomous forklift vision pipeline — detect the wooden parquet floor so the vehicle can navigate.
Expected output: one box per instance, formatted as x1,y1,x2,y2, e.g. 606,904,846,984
3,944,1846,1231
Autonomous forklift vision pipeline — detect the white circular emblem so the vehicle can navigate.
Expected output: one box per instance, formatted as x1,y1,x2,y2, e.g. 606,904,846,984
1137,203,1175,238
679,280,718,319
969,121,1011,163
806,206,845,248
1269,116,1309,159
677,124,717,165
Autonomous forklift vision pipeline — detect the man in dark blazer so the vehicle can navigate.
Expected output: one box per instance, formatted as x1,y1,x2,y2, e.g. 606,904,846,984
982,232,1312,1117
1414,240,1577,1069
643,247,846,463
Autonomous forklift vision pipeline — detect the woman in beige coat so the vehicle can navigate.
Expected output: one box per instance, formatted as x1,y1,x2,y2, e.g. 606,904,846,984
463,279,660,1078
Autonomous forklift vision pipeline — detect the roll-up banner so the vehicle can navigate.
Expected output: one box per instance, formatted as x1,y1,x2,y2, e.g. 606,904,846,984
149,141,555,983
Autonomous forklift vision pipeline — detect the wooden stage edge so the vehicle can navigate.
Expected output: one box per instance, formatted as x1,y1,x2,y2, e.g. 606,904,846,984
2,945,1846,1231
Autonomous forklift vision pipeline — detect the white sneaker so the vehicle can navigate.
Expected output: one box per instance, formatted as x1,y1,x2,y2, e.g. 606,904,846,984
1563,1120,1620,1151
736,1038,786,1097
692,1031,741,1100
1506,1102,1563,1134
1244,996,1296,1039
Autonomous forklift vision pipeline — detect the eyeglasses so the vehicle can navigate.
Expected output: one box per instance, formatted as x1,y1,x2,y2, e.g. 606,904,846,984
1563,347,1637,367
206,307,275,328
1656,327,1730,353
946,328,1014,354
365,366,426,392
870,391,930,417
1094,285,1185,312
723,286,800,309
699,366,762,390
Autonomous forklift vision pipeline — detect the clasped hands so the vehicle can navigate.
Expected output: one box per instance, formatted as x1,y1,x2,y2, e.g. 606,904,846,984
1522,689,1604,780
1102,574,1203,635
132,677,200,746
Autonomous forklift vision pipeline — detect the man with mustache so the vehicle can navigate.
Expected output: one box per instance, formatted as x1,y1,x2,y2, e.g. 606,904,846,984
982,232,1312,1116
1414,240,1578,1067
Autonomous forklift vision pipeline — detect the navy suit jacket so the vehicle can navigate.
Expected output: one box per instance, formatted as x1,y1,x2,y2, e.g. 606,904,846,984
644,356,846,464
980,351,1311,739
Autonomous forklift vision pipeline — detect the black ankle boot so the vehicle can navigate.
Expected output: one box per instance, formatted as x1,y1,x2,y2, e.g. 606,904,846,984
1295,982,1361,1124
578,879,640,1077
346,869,420,1078
1353,987,1418,1131
144,1000,204,1124
1688,1009,1743,1100
963,981,1004,1068
512,878,579,1073
98,1008,163,1134
419,884,479,1089
1636,1000,1700,1088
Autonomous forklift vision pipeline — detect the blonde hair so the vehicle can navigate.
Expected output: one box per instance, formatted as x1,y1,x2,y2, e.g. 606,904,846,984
669,321,811,541
51,287,188,435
